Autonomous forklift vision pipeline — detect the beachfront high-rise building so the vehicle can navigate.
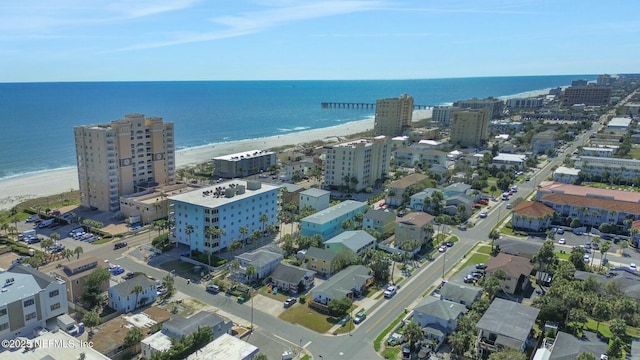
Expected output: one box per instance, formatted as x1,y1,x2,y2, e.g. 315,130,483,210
374,94,414,136
323,136,391,192
212,150,277,179
562,84,612,106
452,97,504,120
450,108,489,148
432,105,458,126
168,180,278,255
74,113,175,212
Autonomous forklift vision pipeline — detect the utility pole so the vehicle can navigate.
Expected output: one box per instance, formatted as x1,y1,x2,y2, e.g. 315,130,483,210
442,251,446,282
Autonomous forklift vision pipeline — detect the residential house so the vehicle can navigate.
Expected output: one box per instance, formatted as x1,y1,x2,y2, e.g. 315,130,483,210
311,265,373,306
533,330,609,360
279,183,305,208
300,200,367,240
413,296,468,349
108,275,158,312
439,281,482,309
492,153,527,169
511,201,555,232
269,263,316,294
299,188,331,212
552,167,581,184
0,265,68,342
531,130,556,154
443,195,473,217
476,298,540,359
53,255,109,302
141,310,230,359
362,208,396,237
324,230,376,256
385,173,430,207
486,253,534,295
410,189,441,212
303,247,338,278
163,311,232,340
395,211,435,245
234,246,283,282
574,269,640,300
186,333,259,360
443,183,474,199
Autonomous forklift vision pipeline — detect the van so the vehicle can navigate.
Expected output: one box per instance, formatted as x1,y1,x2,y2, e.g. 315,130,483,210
206,284,220,294
502,192,510,201
38,219,55,228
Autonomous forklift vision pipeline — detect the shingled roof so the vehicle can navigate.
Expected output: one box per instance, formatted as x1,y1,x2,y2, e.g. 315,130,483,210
513,201,555,218
540,193,640,214
486,253,533,279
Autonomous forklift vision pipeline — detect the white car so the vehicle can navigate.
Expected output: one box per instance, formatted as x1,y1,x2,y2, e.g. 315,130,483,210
558,238,566,244
583,254,590,262
438,246,447,253
384,286,397,298
630,263,637,272
479,212,488,218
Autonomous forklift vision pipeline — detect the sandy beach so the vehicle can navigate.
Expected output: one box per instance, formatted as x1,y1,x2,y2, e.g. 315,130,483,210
0,114,401,210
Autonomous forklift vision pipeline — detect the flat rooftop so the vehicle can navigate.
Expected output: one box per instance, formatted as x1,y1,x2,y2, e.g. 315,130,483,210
214,149,274,161
186,333,258,360
608,117,632,128
121,183,202,205
168,180,279,207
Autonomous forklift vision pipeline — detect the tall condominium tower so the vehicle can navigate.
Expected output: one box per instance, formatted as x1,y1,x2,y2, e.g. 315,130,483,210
374,94,414,136
450,108,489,148
323,136,391,192
74,113,175,211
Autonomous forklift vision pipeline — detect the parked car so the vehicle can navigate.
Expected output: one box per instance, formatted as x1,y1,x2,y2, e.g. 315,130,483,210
479,211,488,218
558,238,566,245
111,267,125,276
583,254,590,263
114,242,128,250
463,274,476,283
556,228,564,234
476,263,487,270
353,311,366,324
445,241,454,247
284,298,297,307
123,272,137,280
630,263,637,272
387,333,406,346
478,199,489,205
506,203,513,209
206,284,220,294
384,285,397,298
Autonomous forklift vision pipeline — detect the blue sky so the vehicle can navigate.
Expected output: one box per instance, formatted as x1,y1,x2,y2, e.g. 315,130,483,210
2,0,639,82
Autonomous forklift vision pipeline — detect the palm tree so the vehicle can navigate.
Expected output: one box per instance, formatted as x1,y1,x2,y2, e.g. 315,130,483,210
185,224,194,245
74,246,83,259
229,240,244,258
41,238,54,255
63,248,74,262
131,285,144,310
246,265,257,283
259,213,268,233
404,321,424,352
239,226,249,244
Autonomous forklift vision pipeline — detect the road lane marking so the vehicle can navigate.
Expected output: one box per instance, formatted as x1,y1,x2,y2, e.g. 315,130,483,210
365,244,467,334
304,341,312,348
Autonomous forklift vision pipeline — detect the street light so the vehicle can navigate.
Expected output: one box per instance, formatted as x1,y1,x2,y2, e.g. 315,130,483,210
442,251,446,282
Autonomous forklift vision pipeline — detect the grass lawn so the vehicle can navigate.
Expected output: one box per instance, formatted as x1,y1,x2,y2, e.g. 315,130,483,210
91,237,113,245
382,347,401,359
555,251,571,261
374,312,405,351
279,302,336,333
257,285,290,301
500,226,516,236
455,253,491,276
449,235,460,243
629,147,640,160
159,260,198,278
585,318,640,339
300,355,310,360
477,245,493,255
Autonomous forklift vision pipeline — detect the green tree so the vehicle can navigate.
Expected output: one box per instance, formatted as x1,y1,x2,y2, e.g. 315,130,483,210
569,246,586,271
592,301,612,334
82,268,110,309
259,213,269,233
124,327,144,348
447,331,470,356
488,348,527,360
239,226,249,244
533,240,558,273
83,311,100,334
40,238,54,255
131,285,145,309
618,240,629,255
576,352,597,360
332,248,357,272
327,297,352,318
229,240,244,257
73,245,83,259
253,354,268,360
50,232,60,242
63,248,74,262
484,269,507,299
162,274,175,296
245,265,257,282
609,318,627,340
404,321,424,352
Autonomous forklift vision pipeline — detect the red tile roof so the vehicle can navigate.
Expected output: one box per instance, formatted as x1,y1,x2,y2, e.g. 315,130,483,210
540,193,640,215
538,181,640,203
513,201,555,218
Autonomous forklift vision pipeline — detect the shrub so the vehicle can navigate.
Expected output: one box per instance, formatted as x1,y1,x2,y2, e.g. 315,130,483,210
299,295,306,304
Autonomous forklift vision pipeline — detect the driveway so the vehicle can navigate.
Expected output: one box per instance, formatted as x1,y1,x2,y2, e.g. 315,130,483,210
253,294,287,317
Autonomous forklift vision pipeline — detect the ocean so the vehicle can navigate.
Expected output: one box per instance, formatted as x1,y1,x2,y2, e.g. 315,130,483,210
0,75,594,180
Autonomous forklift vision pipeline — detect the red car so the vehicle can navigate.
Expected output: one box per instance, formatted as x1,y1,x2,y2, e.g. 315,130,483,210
478,199,489,205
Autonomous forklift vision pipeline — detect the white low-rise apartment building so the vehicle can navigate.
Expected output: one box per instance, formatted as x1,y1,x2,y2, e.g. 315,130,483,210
575,156,640,183
169,180,279,254
0,265,68,342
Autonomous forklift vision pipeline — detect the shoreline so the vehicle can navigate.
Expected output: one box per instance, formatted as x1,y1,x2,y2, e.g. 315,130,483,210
0,115,389,211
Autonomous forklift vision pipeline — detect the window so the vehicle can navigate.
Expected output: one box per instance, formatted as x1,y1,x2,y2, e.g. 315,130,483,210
49,290,59,297
25,312,37,321
0,308,6,316
23,299,34,307
50,303,61,311
0,323,7,331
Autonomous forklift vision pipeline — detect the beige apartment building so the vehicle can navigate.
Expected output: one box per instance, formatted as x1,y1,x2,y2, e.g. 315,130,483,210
74,113,175,212
450,108,489,148
374,94,414,136
323,136,391,192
